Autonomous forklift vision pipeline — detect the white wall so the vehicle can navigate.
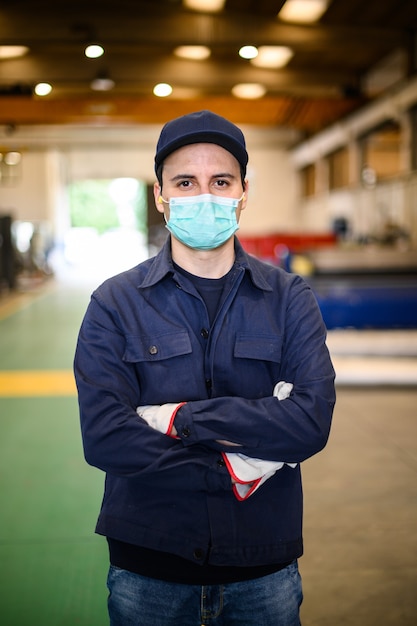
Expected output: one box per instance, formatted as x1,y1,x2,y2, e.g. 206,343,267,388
240,144,299,235
0,152,52,222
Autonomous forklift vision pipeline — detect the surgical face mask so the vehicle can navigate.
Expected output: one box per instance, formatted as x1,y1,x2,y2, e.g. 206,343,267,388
162,192,243,250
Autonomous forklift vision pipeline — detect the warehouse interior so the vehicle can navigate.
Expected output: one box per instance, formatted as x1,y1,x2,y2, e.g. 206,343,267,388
0,1,416,625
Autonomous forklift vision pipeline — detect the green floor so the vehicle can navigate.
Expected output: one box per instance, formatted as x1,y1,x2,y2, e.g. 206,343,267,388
0,284,108,625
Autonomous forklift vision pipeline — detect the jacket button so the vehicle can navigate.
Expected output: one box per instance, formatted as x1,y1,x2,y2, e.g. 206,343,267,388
200,328,209,339
217,458,225,468
181,427,191,438
148,345,158,355
193,548,204,560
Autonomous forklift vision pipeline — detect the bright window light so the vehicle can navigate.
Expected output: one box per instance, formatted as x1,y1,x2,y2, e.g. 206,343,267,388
250,46,293,69
183,0,225,11
174,46,211,60
4,151,21,166
153,83,173,97
232,83,266,99
85,44,105,59
278,0,329,24
34,82,52,96
0,46,29,59
239,46,258,60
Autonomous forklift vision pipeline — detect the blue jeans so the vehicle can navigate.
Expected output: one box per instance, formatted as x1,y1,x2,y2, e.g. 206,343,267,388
107,561,303,625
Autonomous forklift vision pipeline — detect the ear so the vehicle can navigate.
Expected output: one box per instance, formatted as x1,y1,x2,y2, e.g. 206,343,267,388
241,180,249,211
153,181,165,214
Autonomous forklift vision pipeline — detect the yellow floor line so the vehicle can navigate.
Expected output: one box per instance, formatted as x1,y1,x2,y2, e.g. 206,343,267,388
0,370,77,396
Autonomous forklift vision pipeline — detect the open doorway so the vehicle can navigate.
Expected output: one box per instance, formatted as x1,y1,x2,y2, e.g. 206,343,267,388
63,177,149,282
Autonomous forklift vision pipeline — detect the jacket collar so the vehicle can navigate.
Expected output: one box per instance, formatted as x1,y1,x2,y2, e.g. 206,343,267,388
138,236,273,292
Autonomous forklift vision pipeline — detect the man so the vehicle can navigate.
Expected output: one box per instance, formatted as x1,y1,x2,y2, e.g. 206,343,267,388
74,110,336,625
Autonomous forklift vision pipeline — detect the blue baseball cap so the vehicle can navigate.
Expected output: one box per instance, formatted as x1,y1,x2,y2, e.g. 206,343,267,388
154,110,248,175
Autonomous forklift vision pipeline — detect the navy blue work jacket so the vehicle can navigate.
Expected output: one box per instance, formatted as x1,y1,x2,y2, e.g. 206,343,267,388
74,237,336,567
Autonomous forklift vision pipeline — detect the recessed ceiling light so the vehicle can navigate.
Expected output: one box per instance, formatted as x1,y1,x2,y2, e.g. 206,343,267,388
34,83,52,96
85,44,105,59
250,46,293,69
153,83,173,97
239,46,258,60
183,0,225,11
0,46,29,59
174,46,211,60
232,83,266,99
278,0,329,24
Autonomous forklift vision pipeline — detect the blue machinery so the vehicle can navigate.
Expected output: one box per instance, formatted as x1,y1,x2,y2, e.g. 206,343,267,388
309,275,417,330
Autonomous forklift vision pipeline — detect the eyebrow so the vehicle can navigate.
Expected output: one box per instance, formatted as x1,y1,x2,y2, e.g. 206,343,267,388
169,172,236,182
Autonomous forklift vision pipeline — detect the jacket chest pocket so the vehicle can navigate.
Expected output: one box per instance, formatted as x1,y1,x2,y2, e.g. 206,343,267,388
228,333,284,398
123,329,192,363
234,333,283,364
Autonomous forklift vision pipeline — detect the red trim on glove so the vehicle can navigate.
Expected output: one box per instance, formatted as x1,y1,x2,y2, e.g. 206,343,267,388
166,402,187,437
222,452,263,501
232,479,262,502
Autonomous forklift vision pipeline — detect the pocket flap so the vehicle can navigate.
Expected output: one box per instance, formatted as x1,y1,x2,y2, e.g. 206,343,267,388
234,333,282,363
123,330,192,362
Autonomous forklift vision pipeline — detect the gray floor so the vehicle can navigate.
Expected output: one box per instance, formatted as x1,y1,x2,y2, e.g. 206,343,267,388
300,386,417,626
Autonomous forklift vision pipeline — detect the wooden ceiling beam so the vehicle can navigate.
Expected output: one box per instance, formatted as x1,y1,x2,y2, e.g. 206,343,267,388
0,95,364,131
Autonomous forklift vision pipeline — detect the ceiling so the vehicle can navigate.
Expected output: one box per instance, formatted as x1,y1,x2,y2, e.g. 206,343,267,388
0,0,416,136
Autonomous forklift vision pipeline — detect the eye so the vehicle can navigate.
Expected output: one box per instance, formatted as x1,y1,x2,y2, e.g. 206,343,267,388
213,178,230,188
177,180,192,189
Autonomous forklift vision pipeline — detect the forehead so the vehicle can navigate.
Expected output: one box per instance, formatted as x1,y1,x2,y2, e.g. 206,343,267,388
163,142,240,173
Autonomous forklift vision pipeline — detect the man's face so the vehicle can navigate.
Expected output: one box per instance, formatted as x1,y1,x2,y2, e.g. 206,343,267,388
154,142,247,221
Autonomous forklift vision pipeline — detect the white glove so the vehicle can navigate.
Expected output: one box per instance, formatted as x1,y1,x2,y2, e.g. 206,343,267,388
224,381,297,500
137,402,185,436
273,380,294,401
222,452,295,500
